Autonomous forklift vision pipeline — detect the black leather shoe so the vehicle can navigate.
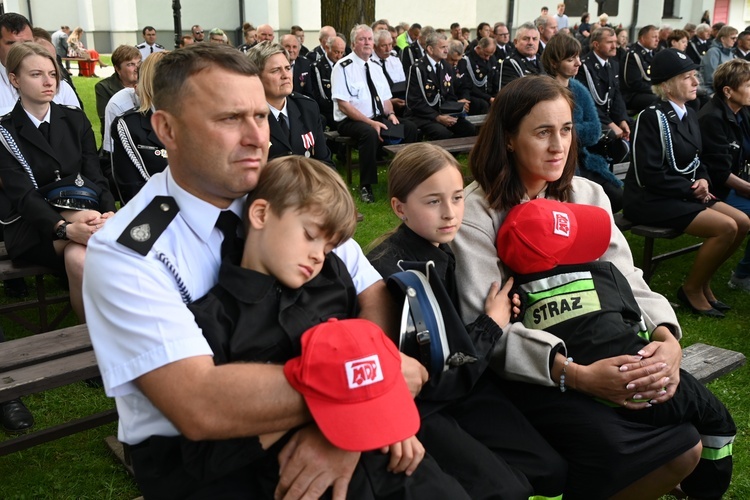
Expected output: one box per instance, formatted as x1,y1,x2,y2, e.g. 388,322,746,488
1,399,34,433
676,287,725,318
709,299,731,312
360,186,375,204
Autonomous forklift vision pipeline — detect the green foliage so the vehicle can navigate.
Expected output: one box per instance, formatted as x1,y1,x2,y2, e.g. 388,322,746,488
0,82,747,499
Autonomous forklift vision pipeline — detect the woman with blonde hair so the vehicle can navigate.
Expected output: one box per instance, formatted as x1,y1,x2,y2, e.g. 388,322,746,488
111,51,169,202
0,42,116,321
67,26,105,77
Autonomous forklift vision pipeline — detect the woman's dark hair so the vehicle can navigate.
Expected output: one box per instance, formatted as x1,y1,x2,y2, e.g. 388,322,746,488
469,76,577,212
581,12,590,23
667,29,689,46
541,33,581,76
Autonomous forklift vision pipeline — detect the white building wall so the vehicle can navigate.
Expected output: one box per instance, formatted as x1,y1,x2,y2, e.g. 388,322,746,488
6,0,750,53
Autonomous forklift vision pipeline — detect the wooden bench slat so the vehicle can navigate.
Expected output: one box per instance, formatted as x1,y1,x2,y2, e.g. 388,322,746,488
0,409,117,457
0,324,91,372
0,350,100,401
682,343,746,385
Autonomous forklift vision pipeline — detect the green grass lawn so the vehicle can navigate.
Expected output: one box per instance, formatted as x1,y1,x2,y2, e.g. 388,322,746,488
0,77,747,498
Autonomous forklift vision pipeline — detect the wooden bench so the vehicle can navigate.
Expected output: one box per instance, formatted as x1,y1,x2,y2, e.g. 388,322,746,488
0,242,72,333
0,324,117,456
326,114,486,185
611,163,702,284
681,343,745,385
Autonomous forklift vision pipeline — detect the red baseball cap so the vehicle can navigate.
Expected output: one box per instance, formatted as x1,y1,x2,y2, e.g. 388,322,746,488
284,318,420,452
497,198,611,274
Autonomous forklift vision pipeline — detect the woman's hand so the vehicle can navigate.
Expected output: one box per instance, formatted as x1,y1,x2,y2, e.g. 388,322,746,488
65,220,97,245
618,327,682,404
691,178,711,202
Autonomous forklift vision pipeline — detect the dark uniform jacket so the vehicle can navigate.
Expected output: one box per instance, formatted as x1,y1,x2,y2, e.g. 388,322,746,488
621,43,654,103
310,56,334,127
698,93,750,200
268,93,333,167
405,57,462,121
94,73,125,133
498,52,544,91
495,43,513,61
366,224,504,412
291,56,313,97
623,100,710,226
110,108,168,204
447,61,472,102
576,53,629,126
687,36,709,64
305,44,325,63
0,102,116,260
401,40,424,74
459,50,499,104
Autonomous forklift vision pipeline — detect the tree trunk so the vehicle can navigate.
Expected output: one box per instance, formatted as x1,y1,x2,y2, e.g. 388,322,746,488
321,0,375,41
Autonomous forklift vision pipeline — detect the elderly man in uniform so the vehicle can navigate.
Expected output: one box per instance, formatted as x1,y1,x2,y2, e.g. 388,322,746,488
136,26,165,60
458,36,498,115
371,29,407,115
307,25,336,62
256,24,275,44
280,34,313,97
493,22,513,61
290,25,309,56
622,24,659,113
499,22,544,90
311,36,345,130
332,24,417,203
687,23,711,64
84,43,464,499
405,32,475,140
446,39,472,102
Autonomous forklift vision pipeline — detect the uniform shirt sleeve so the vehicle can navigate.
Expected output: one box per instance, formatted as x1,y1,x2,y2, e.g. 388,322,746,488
53,81,81,108
333,238,382,294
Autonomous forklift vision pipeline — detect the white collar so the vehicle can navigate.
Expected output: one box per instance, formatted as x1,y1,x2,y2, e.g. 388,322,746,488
24,105,51,127
593,51,608,66
668,100,688,120
267,101,289,120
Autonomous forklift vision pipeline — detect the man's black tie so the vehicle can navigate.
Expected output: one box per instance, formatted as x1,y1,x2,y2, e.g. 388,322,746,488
379,58,394,87
364,62,386,117
38,122,50,143
150,46,154,53
278,113,291,143
216,211,242,263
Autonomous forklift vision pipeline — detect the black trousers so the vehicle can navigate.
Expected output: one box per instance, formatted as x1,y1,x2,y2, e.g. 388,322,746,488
410,116,476,141
337,118,418,186
129,430,470,500
419,374,567,499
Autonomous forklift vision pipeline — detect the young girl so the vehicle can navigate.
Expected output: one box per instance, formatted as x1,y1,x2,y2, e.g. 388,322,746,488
366,142,567,500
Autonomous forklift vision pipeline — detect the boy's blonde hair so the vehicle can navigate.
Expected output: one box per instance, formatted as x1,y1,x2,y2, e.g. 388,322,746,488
245,156,357,245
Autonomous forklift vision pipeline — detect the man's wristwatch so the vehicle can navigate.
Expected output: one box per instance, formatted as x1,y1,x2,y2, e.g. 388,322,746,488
54,221,70,241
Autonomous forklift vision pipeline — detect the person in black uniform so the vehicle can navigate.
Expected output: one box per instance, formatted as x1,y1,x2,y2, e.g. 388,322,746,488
576,27,631,162
401,26,431,75
687,23,711,64
622,25,659,112
248,41,333,168
110,51,168,203
623,49,750,317
405,32,475,140
0,42,116,323
498,22,544,91
458,37,498,115
281,34,313,98
311,36,345,130
492,23,513,61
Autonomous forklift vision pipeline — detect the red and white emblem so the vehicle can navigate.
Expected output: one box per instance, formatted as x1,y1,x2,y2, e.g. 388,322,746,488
346,355,383,388
552,211,571,237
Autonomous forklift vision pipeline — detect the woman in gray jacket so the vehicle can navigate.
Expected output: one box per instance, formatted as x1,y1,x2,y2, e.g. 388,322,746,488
452,75,702,499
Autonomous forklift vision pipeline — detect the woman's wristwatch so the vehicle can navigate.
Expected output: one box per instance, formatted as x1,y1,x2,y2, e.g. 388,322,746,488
54,221,70,241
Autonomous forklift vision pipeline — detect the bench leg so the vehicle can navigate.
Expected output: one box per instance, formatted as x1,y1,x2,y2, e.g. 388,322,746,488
642,237,655,284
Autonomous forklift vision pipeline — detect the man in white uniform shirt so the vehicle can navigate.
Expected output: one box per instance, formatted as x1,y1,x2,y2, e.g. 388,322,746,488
371,29,406,114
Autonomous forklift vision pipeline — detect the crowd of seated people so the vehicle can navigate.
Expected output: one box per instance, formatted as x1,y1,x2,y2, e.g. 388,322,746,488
0,10,748,500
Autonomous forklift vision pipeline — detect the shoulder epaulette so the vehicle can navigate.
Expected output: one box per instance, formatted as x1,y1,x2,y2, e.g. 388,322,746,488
340,59,353,68
155,43,165,49
135,42,147,49
289,92,313,101
0,112,11,121
116,196,180,256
